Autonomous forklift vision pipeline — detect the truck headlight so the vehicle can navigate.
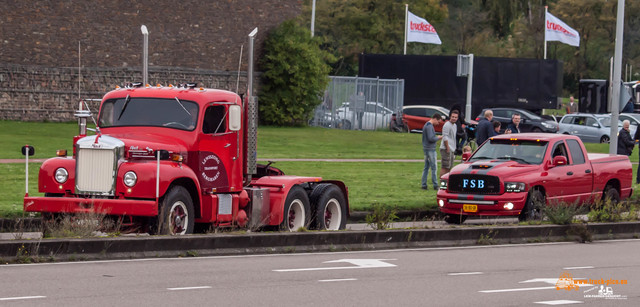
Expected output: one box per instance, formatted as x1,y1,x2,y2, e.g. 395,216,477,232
439,180,448,190
55,168,68,183
505,182,526,193
124,171,138,187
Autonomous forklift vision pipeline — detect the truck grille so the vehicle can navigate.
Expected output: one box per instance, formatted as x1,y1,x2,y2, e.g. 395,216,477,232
448,174,501,195
76,148,117,195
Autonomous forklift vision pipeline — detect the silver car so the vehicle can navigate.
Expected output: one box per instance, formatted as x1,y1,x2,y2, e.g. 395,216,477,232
335,101,393,130
558,113,622,143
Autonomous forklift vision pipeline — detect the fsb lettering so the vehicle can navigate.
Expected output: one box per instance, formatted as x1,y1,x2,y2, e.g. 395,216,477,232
463,179,485,189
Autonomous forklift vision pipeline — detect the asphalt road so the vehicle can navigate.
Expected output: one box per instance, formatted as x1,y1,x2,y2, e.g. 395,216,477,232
1,240,638,306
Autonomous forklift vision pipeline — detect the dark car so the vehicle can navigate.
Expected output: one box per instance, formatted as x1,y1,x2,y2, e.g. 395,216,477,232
475,108,559,133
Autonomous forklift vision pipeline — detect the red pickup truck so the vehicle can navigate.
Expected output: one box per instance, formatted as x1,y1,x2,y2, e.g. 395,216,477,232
437,133,633,224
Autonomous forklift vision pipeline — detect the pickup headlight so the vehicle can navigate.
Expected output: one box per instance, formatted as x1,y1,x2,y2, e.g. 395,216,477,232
439,180,448,190
54,168,68,183
505,182,526,193
124,171,138,187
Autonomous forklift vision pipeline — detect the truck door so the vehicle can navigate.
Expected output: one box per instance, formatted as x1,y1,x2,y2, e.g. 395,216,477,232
545,141,592,204
197,104,243,193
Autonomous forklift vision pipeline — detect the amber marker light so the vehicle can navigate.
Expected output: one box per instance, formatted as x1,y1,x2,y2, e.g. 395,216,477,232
56,149,67,157
170,154,184,162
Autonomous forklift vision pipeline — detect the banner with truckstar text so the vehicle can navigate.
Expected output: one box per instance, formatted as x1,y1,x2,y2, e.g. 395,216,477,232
545,11,579,47
407,11,441,45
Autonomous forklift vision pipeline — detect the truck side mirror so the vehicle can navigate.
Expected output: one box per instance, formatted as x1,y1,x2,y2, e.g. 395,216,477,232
21,145,35,156
229,105,241,131
552,155,567,167
462,152,471,161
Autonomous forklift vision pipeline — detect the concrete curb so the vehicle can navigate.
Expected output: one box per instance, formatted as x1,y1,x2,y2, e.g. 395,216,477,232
2,222,639,263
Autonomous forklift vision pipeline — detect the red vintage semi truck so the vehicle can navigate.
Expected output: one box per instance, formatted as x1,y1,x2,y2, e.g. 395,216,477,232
22,31,348,235
437,133,632,224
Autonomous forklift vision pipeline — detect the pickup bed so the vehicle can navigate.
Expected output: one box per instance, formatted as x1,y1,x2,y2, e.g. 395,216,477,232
437,133,633,224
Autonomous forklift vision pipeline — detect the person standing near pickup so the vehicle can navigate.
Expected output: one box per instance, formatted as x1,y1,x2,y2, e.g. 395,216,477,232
421,114,443,190
475,109,495,145
440,110,459,176
617,120,634,156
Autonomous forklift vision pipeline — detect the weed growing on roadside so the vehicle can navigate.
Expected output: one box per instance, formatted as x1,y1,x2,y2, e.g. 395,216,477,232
477,229,498,245
42,213,122,238
587,199,637,223
543,201,584,225
365,203,398,230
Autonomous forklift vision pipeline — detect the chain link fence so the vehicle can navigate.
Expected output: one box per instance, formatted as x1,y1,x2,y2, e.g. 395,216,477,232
310,76,404,131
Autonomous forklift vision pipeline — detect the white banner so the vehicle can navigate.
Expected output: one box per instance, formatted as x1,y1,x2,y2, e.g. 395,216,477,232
406,11,441,45
545,11,579,47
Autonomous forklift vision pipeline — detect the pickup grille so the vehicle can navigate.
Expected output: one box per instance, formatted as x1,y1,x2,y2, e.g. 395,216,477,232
448,174,501,195
76,148,117,195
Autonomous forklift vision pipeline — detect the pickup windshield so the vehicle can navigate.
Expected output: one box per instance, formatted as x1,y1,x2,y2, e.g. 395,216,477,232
470,139,549,165
99,98,199,131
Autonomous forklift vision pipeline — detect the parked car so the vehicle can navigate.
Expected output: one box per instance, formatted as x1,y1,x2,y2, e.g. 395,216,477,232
558,113,623,143
335,101,393,130
400,105,450,133
475,108,559,133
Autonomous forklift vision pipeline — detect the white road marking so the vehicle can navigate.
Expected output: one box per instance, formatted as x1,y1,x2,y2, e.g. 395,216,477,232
479,286,556,293
448,272,483,276
167,286,212,291
274,259,397,272
0,296,46,301
319,278,357,282
534,300,583,305
562,266,594,270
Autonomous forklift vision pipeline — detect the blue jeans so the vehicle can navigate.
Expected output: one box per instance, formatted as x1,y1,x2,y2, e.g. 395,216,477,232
422,149,438,189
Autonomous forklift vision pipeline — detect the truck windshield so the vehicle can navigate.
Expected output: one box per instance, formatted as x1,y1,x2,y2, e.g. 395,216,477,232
470,139,548,165
99,98,199,130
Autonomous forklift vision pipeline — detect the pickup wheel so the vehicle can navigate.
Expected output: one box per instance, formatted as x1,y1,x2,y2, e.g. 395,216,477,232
519,189,545,222
310,184,347,230
603,185,620,204
280,186,311,232
444,214,467,224
158,186,194,235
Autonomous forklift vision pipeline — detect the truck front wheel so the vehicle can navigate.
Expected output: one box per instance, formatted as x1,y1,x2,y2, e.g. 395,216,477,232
310,184,347,230
519,189,545,222
280,186,311,232
158,186,194,235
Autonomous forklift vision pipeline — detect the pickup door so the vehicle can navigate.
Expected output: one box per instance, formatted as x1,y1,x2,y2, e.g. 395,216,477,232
545,138,594,204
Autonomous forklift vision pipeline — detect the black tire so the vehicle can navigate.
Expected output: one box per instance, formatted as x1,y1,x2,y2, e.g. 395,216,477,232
519,189,545,222
602,185,620,204
600,135,610,143
157,186,194,235
309,184,347,230
444,214,467,224
280,185,311,232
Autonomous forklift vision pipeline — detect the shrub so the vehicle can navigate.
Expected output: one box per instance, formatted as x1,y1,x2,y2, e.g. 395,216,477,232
543,202,584,225
259,19,334,126
365,203,398,230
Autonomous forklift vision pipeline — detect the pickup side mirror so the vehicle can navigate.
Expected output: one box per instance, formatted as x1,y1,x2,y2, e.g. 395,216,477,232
462,152,472,162
552,155,567,166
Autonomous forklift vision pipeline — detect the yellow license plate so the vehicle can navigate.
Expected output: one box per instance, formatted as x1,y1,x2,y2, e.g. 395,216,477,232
463,204,478,212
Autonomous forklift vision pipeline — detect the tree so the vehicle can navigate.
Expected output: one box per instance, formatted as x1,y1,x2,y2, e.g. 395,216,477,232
259,20,334,126
305,0,448,75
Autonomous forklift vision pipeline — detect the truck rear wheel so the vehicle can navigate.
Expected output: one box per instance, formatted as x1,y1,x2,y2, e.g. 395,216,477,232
310,184,347,230
280,185,311,232
603,185,620,204
158,186,194,235
519,189,545,222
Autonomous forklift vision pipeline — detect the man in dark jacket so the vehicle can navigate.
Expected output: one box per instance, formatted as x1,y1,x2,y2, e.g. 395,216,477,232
635,123,640,184
475,109,495,145
617,120,634,156
506,113,521,134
